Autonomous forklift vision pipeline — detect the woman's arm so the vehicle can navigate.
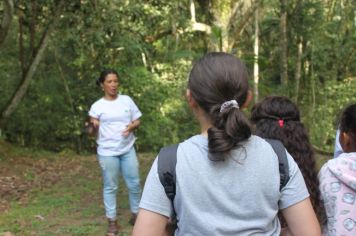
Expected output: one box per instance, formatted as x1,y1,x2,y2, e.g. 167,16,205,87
87,117,99,136
132,209,169,236
281,197,321,236
122,119,140,137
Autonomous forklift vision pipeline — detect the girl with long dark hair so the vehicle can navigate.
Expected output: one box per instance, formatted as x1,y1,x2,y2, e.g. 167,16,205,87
250,96,326,227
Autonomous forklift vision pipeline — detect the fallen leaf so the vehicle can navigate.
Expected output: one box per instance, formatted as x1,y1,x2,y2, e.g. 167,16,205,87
34,214,45,221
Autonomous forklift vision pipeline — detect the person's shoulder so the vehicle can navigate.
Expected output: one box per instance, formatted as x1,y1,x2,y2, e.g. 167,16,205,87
182,134,206,146
244,135,284,161
119,94,134,103
119,94,131,100
327,152,356,167
319,156,340,176
247,135,272,149
177,135,206,152
91,97,104,107
338,152,356,159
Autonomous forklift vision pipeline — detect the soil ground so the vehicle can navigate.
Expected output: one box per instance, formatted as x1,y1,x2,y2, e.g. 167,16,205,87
0,140,155,236
0,140,331,236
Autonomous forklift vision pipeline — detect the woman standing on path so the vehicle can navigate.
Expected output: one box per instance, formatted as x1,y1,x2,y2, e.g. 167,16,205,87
133,52,320,236
88,69,142,236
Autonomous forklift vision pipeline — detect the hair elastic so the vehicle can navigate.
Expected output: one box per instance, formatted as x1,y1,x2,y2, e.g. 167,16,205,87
220,100,239,113
278,119,284,128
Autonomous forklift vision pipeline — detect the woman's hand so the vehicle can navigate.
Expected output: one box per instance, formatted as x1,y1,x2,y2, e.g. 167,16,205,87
122,119,141,137
90,118,100,129
88,117,99,136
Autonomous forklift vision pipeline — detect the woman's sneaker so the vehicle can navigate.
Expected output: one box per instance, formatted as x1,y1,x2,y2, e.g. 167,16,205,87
106,219,119,236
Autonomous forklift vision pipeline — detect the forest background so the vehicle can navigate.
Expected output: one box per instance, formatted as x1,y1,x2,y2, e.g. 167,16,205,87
0,0,355,235
0,0,355,155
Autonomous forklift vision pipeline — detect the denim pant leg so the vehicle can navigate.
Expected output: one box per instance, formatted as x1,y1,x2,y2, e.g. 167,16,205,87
97,155,120,219
120,147,141,214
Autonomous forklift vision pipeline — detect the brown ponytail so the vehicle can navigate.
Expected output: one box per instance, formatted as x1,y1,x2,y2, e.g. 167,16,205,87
188,52,251,160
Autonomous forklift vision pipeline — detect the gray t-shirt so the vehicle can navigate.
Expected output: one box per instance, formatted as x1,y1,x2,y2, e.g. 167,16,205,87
140,135,309,236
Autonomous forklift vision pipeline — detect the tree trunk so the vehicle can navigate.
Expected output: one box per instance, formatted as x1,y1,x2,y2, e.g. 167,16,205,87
54,50,83,153
253,7,259,103
310,43,316,115
327,0,336,21
190,0,211,34
0,0,14,46
30,0,37,58
0,0,65,128
279,0,288,86
229,0,260,51
19,9,25,75
190,0,196,22
192,0,259,52
293,36,303,103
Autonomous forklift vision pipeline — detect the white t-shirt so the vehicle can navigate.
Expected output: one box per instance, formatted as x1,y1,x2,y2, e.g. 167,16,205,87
88,94,142,156
140,135,309,236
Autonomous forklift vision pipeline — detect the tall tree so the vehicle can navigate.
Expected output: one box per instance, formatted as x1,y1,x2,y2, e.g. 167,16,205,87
253,5,259,102
0,0,14,46
0,0,65,128
293,35,303,102
279,0,288,85
193,0,260,52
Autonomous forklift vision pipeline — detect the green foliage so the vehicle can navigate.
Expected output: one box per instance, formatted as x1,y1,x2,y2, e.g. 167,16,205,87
0,0,354,153
301,78,356,152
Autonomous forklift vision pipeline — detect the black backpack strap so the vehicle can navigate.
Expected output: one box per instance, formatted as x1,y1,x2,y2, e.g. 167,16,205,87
157,144,179,214
264,138,290,191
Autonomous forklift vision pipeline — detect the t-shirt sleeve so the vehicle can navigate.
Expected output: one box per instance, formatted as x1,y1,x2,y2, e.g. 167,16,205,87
278,152,310,209
88,103,100,119
139,157,172,217
128,96,142,121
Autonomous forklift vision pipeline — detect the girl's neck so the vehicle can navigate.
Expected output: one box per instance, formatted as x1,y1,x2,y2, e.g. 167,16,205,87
200,123,210,137
193,105,212,137
198,114,212,137
104,94,118,101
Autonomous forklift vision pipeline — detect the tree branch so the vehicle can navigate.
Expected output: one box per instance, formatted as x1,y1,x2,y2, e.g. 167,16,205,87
189,0,211,34
0,0,14,46
228,0,260,47
0,0,65,128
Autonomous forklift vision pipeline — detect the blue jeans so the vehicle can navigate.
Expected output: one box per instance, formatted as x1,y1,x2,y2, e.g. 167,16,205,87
97,147,141,219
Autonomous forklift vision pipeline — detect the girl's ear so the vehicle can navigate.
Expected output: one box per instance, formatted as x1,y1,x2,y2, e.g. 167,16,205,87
242,90,253,108
186,89,198,109
340,131,351,153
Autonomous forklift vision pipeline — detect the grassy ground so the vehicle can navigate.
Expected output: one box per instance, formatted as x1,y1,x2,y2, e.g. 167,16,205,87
0,140,155,236
0,140,331,236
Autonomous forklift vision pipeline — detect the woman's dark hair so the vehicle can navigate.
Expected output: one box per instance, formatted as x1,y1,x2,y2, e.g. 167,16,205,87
250,96,326,226
96,68,119,86
339,103,356,148
188,52,251,160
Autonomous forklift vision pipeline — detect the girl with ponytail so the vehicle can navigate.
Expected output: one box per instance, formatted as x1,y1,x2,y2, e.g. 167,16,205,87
133,53,320,236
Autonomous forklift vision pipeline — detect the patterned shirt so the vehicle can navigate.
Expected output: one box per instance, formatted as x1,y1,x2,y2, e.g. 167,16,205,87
319,152,356,235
